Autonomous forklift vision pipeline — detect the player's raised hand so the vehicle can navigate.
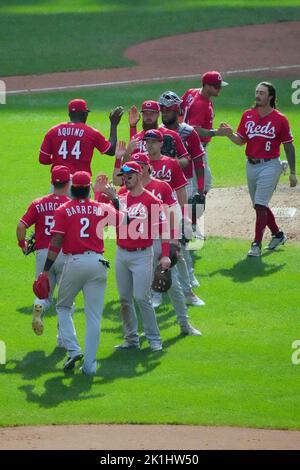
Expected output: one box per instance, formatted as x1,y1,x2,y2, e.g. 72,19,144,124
93,173,109,194
103,182,117,201
115,140,127,160
110,106,124,126
128,105,140,127
126,138,139,156
289,174,298,187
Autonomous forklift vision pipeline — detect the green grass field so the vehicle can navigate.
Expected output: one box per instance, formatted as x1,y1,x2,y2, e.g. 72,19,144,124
1,0,300,75
1,76,300,428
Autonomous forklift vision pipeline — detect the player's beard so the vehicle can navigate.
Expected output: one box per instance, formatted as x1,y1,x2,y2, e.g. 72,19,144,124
162,115,177,126
143,120,158,131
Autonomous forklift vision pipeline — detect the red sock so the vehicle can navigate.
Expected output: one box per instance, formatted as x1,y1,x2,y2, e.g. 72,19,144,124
266,207,279,235
254,205,268,243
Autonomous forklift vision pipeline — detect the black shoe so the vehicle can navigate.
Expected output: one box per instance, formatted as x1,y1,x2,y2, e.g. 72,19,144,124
63,354,84,371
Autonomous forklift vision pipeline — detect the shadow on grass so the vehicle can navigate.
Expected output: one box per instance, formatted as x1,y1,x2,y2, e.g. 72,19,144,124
209,251,286,283
2,348,66,380
17,304,84,317
1,334,185,409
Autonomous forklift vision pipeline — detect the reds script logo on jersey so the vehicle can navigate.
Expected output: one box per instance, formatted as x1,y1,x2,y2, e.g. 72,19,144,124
151,165,172,183
245,121,276,140
120,201,148,220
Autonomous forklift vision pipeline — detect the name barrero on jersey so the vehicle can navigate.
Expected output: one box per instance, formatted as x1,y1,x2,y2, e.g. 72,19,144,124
57,127,85,137
245,120,276,140
35,202,63,213
66,205,104,217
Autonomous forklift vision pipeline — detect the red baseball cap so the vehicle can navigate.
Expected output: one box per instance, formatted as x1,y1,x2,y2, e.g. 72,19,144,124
202,71,228,87
141,101,160,112
117,162,142,176
131,152,150,165
72,171,91,187
68,99,90,113
51,165,71,184
143,129,163,142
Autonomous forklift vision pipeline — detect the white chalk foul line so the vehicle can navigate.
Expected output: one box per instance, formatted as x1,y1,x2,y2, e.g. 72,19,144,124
5,64,300,95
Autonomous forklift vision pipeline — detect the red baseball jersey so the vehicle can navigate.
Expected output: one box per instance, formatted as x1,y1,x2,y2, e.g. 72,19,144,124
236,108,293,159
170,123,205,179
117,190,168,250
39,122,111,175
131,127,189,159
20,194,70,250
181,89,214,144
51,198,120,254
150,156,187,191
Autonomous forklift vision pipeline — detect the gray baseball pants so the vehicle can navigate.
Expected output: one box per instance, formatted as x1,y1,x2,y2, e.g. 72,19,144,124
203,147,212,193
153,240,189,326
115,246,161,346
246,158,282,207
56,252,108,375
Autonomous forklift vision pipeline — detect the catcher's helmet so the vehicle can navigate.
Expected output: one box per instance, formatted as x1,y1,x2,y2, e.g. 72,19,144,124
158,91,182,113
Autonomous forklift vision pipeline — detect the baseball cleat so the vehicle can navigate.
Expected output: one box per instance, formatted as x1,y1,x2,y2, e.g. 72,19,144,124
185,292,205,307
247,242,262,257
32,304,44,336
63,353,84,371
267,231,287,251
149,342,163,352
190,274,200,288
180,323,202,336
115,341,140,350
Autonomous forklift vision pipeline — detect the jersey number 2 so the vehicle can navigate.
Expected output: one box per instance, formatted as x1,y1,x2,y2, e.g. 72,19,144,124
58,140,81,160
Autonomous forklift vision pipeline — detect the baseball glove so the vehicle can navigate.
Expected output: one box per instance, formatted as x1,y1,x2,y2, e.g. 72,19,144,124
169,242,180,268
25,232,36,256
33,273,50,299
151,265,172,293
161,134,177,158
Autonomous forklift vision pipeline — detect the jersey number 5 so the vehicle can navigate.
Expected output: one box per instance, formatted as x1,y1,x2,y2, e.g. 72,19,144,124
58,140,81,160
45,215,54,235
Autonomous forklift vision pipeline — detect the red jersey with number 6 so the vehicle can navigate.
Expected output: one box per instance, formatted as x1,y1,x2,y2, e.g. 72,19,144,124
51,198,120,254
39,122,111,175
236,108,293,159
20,194,70,250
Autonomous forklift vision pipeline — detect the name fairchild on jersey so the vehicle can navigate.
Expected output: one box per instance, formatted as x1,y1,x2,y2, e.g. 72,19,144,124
35,202,64,213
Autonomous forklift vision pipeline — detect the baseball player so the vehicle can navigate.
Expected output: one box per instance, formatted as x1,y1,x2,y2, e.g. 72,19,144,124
129,153,201,336
221,82,297,256
38,171,121,374
16,165,71,338
181,71,229,193
142,129,204,307
98,161,171,351
127,100,190,169
158,90,206,287
39,98,124,176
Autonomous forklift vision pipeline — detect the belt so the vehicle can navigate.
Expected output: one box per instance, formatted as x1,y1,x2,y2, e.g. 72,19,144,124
247,157,276,165
69,251,103,255
119,246,148,252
